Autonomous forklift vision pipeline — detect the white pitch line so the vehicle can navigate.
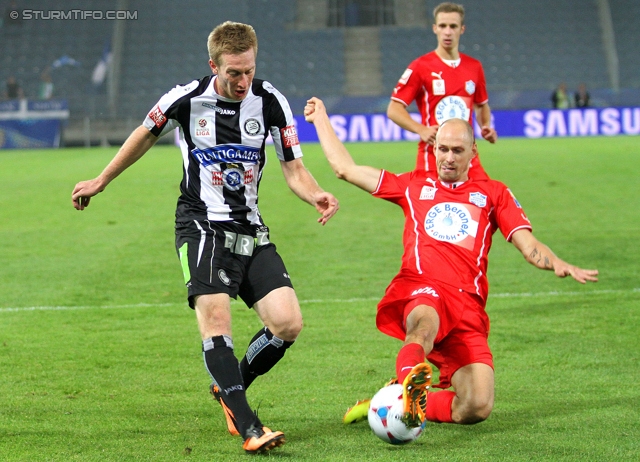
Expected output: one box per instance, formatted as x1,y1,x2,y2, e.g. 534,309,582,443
0,303,177,313
0,288,637,313
489,288,639,298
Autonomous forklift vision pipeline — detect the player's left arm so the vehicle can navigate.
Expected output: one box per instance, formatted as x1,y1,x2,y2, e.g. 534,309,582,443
474,102,497,143
510,229,598,283
280,158,339,226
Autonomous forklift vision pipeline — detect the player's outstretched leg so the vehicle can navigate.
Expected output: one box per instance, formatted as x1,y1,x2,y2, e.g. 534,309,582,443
343,378,399,424
343,399,371,424
401,363,432,428
242,424,286,454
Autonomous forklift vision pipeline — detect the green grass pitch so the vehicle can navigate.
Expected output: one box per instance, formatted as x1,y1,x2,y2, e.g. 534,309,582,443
0,135,638,461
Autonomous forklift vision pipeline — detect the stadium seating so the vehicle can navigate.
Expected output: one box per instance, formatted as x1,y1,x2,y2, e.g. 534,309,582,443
117,0,343,119
609,0,640,89
381,0,610,94
0,0,114,117
1,0,638,135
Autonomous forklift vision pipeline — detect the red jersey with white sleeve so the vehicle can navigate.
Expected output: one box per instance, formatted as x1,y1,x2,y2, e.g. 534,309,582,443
391,51,489,176
372,169,531,302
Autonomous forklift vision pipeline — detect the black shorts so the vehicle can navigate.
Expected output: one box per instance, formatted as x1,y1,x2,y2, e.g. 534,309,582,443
175,220,294,308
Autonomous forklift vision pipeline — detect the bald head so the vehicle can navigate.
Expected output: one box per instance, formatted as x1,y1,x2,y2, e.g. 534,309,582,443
436,118,475,147
434,118,477,182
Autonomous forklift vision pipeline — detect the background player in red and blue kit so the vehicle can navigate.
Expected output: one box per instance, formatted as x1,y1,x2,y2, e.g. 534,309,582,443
387,2,497,177
304,97,597,429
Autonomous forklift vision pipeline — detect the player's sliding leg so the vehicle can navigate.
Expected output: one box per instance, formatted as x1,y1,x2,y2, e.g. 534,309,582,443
203,335,285,453
425,390,456,423
343,399,372,424
343,378,400,424
344,343,427,425
239,326,294,389
401,363,432,428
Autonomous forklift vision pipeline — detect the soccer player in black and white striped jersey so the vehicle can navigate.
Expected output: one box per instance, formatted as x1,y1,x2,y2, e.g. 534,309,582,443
72,21,339,454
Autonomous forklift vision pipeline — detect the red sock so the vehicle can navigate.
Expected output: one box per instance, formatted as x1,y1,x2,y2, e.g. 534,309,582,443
425,390,455,423
395,343,426,383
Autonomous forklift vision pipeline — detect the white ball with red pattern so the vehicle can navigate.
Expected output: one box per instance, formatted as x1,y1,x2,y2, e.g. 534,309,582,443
367,384,425,445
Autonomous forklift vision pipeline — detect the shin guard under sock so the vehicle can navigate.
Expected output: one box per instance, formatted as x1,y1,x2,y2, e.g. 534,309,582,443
203,335,258,437
240,327,294,389
396,343,426,383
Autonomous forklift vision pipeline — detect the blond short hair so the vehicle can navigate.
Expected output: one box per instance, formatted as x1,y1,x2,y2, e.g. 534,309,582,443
207,21,258,65
433,2,465,25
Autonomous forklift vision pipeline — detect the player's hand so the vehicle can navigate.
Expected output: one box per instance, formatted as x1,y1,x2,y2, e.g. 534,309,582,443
419,125,439,145
313,191,339,225
304,97,326,124
554,262,598,284
481,126,497,143
71,178,105,210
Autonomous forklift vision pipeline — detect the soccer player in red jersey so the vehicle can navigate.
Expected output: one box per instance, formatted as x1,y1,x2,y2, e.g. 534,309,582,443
304,97,598,427
387,2,497,177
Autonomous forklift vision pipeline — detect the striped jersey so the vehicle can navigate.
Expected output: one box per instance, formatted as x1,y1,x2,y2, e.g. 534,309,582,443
142,75,302,225
372,169,532,301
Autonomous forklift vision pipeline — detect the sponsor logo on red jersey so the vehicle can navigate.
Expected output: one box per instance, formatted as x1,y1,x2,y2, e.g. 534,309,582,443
507,188,522,208
469,192,487,208
148,105,166,128
398,68,413,85
281,125,299,148
432,78,445,96
465,80,476,95
420,186,437,200
424,202,480,251
411,286,439,297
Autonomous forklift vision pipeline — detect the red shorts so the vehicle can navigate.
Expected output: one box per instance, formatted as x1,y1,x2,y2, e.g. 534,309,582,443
376,275,493,388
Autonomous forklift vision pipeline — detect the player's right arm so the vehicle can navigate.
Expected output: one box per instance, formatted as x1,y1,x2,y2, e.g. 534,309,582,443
304,97,381,194
387,100,438,145
72,126,158,210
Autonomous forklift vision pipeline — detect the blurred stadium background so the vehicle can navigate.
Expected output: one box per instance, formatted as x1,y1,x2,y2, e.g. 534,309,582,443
0,0,639,146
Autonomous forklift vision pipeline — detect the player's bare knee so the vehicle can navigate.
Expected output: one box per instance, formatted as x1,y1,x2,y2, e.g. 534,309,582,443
469,399,493,423
268,316,303,342
455,396,493,424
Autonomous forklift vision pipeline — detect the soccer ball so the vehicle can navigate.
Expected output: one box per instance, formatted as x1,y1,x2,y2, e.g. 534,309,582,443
368,384,425,444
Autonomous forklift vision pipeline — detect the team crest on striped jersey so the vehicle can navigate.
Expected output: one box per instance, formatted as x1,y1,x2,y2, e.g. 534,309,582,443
244,118,261,136
223,167,244,191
